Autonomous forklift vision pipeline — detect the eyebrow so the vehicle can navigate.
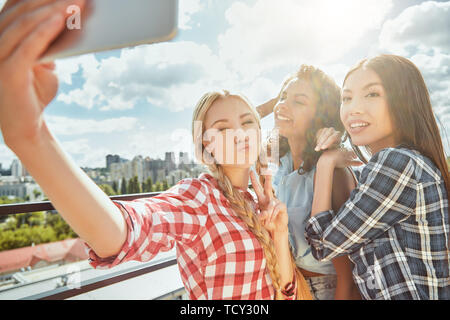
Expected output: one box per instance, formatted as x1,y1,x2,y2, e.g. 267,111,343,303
343,82,383,93
211,113,253,127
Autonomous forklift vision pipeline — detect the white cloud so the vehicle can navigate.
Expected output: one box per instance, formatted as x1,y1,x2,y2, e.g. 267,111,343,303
56,41,235,112
379,1,450,55
178,0,204,30
376,1,450,150
218,0,392,79
45,115,139,135
0,0,6,10
60,138,111,168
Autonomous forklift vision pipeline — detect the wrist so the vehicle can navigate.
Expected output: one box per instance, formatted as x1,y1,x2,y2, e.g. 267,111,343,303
8,122,52,155
272,228,289,242
318,153,337,169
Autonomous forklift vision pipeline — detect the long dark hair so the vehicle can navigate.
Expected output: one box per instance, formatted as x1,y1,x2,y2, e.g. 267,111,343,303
268,65,342,173
343,54,450,202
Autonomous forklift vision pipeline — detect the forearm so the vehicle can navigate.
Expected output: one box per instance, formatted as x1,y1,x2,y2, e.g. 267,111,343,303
256,98,277,119
273,230,294,288
8,123,127,258
311,157,335,217
331,255,361,300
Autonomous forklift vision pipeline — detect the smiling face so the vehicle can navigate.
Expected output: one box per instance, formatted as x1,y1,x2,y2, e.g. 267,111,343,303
202,95,261,169
341,67,396,154
273,78,317,140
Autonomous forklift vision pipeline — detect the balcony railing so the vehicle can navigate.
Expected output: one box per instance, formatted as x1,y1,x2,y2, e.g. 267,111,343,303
0,192,183,300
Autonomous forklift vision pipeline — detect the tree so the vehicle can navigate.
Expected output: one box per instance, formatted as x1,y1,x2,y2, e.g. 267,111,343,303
154,181,164,192
99,184,116,196
127,176,142,194
112,180,118,194
162,179,169,191
120,178,127,194
46,213,78,240
33,188,42,200
142,177,153,193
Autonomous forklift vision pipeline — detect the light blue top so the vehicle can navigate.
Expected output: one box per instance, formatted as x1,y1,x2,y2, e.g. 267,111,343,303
272,151,336,275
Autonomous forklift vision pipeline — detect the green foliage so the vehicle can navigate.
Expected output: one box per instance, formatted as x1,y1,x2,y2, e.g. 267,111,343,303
99,184,116,196
45,213,78,241
33,189,42,199
0,197,78,251
142,177,153,193
0,225,57,251
127,176,142,194
120,177,127,194
162,179,169,191
112,181,118,194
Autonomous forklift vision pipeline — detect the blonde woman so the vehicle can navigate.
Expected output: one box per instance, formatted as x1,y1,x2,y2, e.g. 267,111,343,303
0,0,313,299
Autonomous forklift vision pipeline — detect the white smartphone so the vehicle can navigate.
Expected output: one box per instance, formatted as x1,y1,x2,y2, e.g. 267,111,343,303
40,0,178,62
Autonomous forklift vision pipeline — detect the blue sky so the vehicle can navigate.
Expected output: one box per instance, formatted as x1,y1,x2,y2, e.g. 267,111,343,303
0,0,449,168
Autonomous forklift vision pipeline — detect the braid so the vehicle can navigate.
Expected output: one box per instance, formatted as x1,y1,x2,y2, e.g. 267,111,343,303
210,163,282,292
192,90,283,296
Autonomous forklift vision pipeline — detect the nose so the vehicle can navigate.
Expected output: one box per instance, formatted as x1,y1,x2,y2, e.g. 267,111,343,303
274,99,288,115
343,97,364,117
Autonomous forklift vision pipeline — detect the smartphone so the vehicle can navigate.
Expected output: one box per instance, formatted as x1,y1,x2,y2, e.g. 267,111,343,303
40,0,178,62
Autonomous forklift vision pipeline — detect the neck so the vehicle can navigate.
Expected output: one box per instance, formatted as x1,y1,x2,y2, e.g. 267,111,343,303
221,166,250,190
287,135,306,171
368,135,398,155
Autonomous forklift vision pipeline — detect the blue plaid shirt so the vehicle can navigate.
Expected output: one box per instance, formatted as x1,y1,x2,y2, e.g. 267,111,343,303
305,146,450,300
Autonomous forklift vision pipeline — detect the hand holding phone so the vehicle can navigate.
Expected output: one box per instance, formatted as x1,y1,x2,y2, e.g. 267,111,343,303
41,0,178,62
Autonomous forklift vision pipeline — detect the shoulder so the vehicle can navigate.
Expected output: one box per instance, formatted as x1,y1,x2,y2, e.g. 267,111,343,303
167,173,216,203
363,147,418,179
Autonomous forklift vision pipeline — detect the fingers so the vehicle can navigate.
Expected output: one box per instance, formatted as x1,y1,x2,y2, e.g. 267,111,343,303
319,130,342,151
250,170,264,201
0,0,85,63
342,150,363,167
315,128,342,151
8,13,64,65
0,0,56,33
260,200,287,231
350,160,364,166
263,174,273,200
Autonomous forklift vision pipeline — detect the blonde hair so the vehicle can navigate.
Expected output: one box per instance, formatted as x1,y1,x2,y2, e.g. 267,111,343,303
191,90,282,292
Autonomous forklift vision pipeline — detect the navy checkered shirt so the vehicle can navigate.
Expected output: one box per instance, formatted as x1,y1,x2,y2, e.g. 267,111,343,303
305,146,450,300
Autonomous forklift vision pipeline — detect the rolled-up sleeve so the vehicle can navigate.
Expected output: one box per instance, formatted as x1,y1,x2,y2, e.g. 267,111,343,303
85,178,209,269
305,148,417,261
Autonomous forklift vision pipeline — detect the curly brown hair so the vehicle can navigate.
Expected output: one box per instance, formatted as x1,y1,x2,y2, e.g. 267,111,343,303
268,65,343,173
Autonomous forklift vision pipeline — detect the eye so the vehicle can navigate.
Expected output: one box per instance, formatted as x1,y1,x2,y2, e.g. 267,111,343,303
342,96,352,103
242,120,254,125
366,92,380,98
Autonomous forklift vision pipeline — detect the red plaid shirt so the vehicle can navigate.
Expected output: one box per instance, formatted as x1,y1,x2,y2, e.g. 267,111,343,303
86,173,296,299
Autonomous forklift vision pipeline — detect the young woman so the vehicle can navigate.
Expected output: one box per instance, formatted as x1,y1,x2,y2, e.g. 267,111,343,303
256,65,361,299
0,0,314,300
306,54,450,300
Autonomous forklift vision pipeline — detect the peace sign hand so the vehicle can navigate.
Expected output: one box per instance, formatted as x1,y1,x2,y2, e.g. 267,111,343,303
249,171,289,236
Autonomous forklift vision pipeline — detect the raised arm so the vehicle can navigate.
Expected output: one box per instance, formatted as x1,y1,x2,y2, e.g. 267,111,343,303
0,0,126,259
307,148,417,261
256,97,278,119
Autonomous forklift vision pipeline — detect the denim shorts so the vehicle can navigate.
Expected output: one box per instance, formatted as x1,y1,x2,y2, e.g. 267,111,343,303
305,274,337,300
